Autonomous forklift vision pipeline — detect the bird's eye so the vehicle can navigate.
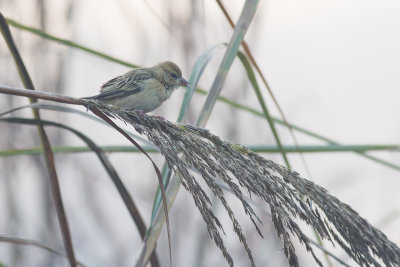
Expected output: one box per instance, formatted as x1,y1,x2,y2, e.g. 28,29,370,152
170,73,178,79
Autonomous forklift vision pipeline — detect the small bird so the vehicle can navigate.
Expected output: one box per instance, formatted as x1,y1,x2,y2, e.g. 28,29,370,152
84,61,189,113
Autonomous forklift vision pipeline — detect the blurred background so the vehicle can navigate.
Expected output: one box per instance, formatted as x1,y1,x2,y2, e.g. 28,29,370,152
0,0,399,266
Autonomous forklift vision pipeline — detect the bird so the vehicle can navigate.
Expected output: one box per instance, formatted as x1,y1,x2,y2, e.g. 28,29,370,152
83,61,189,113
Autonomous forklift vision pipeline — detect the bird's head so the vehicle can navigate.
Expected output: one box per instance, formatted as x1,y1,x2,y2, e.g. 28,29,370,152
153,61,189,90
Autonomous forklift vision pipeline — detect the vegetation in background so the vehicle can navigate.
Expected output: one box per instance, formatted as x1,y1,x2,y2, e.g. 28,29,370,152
1,1,400,267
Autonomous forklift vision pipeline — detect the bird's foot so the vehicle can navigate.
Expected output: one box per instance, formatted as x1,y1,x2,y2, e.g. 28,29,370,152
82,100,91,112
155,115,165,121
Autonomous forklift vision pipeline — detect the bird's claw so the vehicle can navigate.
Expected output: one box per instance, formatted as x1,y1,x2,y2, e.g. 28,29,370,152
155,115,165,121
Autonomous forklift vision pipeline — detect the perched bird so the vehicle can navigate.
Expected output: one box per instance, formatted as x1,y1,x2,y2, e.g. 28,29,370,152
84,61,189,113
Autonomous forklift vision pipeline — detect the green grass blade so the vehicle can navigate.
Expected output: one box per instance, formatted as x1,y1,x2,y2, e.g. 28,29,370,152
196,0,259,127
0,145,158,156
177,43,226,122
0,235,86,267
237,51,291,168
5,17,138,68
0,103,155,148
149,164,172,224
2,144,397,157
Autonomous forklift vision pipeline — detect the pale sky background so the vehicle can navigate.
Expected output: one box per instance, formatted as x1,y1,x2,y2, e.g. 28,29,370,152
0,0,399,266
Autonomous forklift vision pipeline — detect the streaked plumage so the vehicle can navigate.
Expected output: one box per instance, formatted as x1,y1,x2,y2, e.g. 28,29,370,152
84,61,188,113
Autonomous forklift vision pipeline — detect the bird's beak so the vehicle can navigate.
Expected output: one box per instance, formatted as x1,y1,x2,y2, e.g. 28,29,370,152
178,77,190,87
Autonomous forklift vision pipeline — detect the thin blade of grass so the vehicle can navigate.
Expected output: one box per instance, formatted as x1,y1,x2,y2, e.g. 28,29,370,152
216,0,308,156
5,17,138,68
149,164,172,224
0,13,77,267
215,0,289,130
196,0,259,126
237,51,291,168
0,236,86,267
0,145,158,156
2,143,398,157
177,43,226,122
0,103,156,148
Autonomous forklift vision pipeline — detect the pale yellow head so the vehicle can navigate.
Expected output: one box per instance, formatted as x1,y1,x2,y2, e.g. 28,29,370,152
151,61,189,91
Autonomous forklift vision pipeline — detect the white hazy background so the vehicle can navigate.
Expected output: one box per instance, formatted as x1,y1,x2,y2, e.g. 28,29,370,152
0,0,399,266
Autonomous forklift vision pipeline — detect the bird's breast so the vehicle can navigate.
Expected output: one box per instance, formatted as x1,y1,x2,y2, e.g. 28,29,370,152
105,79,169,112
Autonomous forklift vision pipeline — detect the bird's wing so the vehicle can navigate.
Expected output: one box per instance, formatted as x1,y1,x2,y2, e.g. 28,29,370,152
87,87,142,101
100,76,122,91
101,69,153,92
83,68,155,101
